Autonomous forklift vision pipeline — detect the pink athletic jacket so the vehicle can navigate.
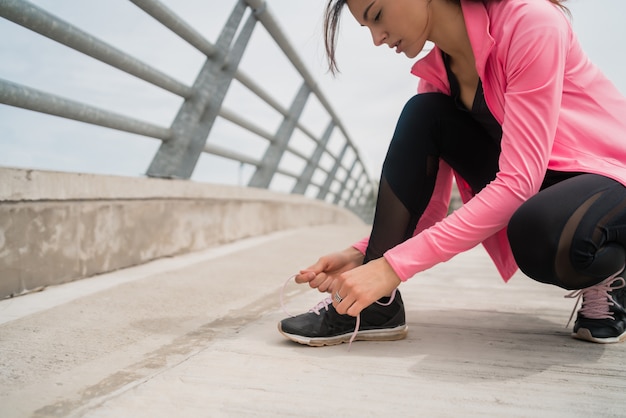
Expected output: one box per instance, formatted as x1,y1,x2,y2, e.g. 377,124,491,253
354,0,626,282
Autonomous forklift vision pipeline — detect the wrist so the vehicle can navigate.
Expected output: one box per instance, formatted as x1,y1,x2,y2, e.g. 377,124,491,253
344,246,365,263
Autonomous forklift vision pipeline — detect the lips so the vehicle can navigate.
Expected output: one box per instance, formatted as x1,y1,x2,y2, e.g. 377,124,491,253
393,40,402,54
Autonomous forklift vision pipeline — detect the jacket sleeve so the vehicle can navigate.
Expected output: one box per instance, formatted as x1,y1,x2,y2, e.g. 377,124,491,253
383,7,570,281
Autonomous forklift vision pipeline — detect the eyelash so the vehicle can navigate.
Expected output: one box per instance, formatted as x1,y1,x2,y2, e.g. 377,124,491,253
374,11,381,22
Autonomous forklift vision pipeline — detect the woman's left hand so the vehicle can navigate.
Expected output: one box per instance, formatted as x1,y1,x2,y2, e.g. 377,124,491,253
331,257,402,317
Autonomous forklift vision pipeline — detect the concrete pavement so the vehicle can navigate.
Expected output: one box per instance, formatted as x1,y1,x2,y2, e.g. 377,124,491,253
1,224,625,417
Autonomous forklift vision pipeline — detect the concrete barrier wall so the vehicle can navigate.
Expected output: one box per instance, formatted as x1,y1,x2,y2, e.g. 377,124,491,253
0,167,364,299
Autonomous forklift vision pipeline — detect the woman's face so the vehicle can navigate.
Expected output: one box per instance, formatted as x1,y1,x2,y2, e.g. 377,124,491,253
346,0,432,58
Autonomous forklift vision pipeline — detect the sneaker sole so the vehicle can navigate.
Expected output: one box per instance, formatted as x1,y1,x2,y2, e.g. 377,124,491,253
571,328,626,344
277,323,408,347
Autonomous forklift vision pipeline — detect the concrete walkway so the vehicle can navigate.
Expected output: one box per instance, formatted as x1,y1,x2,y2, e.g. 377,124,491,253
1,224,625,417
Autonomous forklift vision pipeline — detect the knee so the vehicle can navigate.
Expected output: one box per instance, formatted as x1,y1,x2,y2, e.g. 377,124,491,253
400,93,454,120
387,93,453,159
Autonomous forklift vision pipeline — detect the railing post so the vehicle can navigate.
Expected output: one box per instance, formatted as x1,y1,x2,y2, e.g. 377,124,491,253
248,82,311,188
291,121,335,195
317,143,348,201
333,157,358,205
146,0,254,179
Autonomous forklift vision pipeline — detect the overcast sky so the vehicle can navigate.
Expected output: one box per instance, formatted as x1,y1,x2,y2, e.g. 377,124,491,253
1,0,625,194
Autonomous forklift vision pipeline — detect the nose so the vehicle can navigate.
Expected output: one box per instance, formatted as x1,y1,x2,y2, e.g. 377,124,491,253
370,28,387,47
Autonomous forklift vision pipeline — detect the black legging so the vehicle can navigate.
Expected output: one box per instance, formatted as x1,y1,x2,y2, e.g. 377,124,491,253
365,93,626,290
509,174,626,289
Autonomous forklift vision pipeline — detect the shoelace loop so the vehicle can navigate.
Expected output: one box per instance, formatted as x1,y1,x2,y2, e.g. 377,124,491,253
564,270,626,328
309,297,333,315
280,275,397,350
280,275,298,318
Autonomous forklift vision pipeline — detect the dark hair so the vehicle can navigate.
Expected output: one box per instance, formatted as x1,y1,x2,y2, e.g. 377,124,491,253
324,0,569,74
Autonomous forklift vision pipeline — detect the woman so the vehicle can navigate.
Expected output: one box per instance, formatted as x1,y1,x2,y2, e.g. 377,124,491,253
278,0,626,346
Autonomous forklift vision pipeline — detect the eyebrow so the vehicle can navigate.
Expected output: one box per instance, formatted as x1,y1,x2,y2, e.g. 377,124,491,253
363,1,375,22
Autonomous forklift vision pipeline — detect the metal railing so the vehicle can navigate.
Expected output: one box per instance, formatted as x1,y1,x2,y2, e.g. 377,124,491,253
0,0,376,219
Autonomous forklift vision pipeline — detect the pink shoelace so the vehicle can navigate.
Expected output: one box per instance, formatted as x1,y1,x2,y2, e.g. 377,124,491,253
564,269,626,328
280,275,397,350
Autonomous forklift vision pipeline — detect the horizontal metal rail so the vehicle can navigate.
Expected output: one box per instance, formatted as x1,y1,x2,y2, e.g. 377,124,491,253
0,0,192,98
128,0,218,58
0,78,172,140
0,0,375,218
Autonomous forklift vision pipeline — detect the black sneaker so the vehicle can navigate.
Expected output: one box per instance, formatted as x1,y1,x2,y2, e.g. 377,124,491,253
569,275,626,344
278,290,407,346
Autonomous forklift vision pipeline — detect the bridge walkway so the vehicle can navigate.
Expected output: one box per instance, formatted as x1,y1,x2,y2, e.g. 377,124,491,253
1,224,625,417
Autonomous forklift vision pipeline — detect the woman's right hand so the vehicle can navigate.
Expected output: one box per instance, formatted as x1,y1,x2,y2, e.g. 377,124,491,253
295,247,364,293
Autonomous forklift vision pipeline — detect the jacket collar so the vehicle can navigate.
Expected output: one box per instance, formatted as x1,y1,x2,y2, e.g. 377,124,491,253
410,0,495,87
462,0,495,78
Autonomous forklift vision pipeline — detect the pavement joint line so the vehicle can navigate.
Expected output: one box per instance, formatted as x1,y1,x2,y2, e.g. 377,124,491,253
0,227,307,325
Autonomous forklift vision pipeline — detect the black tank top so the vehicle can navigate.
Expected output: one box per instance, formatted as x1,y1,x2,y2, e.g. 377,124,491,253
442,52,582,189
443,52,503,144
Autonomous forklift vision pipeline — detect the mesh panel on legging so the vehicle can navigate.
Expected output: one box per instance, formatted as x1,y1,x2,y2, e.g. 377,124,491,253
363,93,501,264
508,174,626,290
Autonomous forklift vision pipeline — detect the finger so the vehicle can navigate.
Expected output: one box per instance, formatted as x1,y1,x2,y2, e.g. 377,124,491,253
295,255,331,283
329,277,345,303
346,300,367,317
335,298,358,316
302,257,330,275
332,288,356,316
309,272,328,289
317,276,335,293
294,270,316,284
